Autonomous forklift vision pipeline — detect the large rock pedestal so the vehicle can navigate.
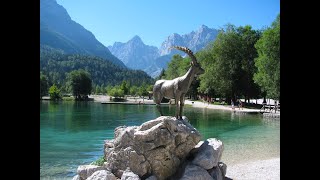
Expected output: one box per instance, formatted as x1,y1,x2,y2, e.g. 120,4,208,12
73,116,227,180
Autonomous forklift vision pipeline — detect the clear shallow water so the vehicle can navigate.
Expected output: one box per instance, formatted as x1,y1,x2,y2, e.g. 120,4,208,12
40,101,279,179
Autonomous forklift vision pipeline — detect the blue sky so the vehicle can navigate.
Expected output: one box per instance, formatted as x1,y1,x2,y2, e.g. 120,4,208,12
56,0,279,48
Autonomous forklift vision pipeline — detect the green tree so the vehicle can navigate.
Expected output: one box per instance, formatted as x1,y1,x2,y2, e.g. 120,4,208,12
163,54,189,79
40,73,48,99
197,46,217,98
254,14,280,100
199,24,261,104
109,86,124,98
66,69,92,100
236,25,262,102
155,68,166,80
120,80,130,95
137,84,149,103
106,85,113,95
129,86,138,96
100,84,106,94
95,84,101,94
49,84,61,100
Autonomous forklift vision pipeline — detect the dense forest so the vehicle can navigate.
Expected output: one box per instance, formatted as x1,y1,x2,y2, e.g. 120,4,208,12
158,14,280,103
40,45,154,95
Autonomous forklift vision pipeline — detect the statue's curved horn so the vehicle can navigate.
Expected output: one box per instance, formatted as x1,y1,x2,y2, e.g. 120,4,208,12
169,46,197,64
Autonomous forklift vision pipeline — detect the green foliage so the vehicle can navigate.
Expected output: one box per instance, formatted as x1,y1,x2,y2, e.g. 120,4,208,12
90,156,105,166
160,19,279,103
198,24,261,103
137,83,149,97
254,14,280,100
146,85,153,92
94,85,101,94
108,86,125,98
48,84,61,100
155,68,166,80
100,84,106,94
40,48,154,89
120,80,130,95
66,69,92,100
40,72,48,99
163,54,190,79
106,85,113,94
129,86,139,96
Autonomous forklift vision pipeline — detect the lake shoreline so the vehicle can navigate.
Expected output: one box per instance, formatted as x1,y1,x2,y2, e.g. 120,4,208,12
90,95,266,113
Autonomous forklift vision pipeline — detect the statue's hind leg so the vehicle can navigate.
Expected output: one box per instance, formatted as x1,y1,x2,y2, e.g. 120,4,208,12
179,94,185,120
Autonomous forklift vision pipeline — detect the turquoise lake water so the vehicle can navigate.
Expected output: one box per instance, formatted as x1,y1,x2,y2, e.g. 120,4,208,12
40,101,280,179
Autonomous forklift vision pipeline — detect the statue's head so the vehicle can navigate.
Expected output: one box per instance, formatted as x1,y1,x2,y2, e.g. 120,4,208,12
192,61,205,76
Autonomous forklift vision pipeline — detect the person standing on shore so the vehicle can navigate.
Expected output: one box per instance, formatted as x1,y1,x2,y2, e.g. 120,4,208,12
238,99,243,110
231,99,235,111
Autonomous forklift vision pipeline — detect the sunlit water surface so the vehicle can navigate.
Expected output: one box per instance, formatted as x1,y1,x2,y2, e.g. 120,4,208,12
40,101,279,179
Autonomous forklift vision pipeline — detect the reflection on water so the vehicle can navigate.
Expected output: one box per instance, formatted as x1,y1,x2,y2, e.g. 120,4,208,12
40,101,279,179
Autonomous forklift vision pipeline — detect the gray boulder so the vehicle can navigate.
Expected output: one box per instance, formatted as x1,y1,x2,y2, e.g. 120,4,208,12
77,165,104,180
72,175,80,180
86,170,117,180
104,116,201,180
207,167,223,180
180,164,213,180
192,138,224,169
145,175,157,180
121,169,141,180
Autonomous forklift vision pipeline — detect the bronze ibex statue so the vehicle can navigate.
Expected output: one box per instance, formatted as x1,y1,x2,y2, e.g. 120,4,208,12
153,46,204,119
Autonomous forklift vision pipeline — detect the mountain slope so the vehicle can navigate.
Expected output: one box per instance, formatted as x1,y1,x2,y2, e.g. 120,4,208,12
40,45,153,87
40,0,126,68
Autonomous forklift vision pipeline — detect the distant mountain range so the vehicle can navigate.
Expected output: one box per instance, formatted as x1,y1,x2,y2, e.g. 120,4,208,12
40,0,126,68
40,0,220,79
108,25,219,77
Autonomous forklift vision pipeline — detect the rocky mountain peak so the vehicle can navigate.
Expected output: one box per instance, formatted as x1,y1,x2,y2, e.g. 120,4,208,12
130,35,143,43
199,24,209,32
109,25,219,77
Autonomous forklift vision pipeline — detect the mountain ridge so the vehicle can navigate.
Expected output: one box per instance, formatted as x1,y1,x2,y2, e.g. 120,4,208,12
108,25,219,77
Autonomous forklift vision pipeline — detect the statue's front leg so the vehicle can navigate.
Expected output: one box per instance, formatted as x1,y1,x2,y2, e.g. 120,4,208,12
179,94,185,120
175,99,180,119
156,104,163,116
